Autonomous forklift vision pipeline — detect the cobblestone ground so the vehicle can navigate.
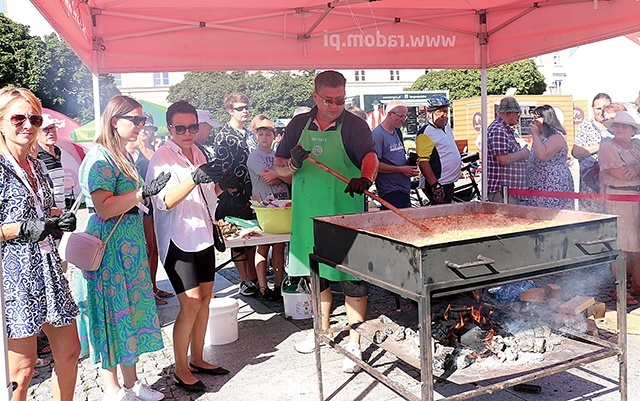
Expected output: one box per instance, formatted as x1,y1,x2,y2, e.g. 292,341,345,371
26,239,621,400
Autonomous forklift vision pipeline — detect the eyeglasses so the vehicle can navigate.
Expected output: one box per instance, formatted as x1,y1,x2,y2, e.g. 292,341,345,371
431,109,449,117
116,115,147,126
8,114,43,128
316,93,346,107
43,126,57,133
389,111,407,120
169,123,199,135
233,105,249,112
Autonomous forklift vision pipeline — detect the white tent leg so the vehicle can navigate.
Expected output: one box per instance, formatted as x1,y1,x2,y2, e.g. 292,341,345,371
0,259,13,401
93,73,101,138
480,68,488,201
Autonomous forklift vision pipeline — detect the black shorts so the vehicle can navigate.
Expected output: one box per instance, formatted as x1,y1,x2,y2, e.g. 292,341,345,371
319,277,370,297
164,240,216,294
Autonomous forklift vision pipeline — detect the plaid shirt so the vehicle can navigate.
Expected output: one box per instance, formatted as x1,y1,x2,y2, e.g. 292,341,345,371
486,116,528,196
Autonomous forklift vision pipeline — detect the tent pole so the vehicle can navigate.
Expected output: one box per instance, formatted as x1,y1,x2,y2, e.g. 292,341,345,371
92,74,101,139
0,257,13,400
479,10,489,201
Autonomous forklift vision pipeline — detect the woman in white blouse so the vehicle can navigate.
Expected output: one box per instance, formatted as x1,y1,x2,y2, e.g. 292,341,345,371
147,101,229,392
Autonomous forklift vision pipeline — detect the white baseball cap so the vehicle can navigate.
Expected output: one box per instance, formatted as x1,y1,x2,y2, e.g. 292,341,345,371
41,114,62,129
197,109,221,128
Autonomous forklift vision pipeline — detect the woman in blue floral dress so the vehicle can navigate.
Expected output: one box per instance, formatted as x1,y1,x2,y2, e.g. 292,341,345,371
528,105,575,210
77,95,170,401
0,87,79,401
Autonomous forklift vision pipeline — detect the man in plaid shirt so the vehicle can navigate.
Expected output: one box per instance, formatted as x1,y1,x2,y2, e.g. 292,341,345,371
486,97,530,204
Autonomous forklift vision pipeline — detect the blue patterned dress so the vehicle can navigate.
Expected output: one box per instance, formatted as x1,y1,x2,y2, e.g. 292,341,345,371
0,155,78,338
77,146,162,369
528,135,575,210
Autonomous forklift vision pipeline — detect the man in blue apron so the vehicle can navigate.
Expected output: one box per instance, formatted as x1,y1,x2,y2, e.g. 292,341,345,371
275,71,378,373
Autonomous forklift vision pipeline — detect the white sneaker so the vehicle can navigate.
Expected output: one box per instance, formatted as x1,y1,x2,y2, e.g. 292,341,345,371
127,379,165,401
105,388,141,401
342,342,362,373
294,330,333,354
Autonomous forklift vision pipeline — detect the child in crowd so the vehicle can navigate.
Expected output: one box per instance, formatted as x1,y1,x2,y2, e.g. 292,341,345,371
247,117,291,300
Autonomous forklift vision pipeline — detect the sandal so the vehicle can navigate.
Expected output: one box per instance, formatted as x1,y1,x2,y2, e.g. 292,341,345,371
37,337,51,356
155,294,168,305
155,289,174,298
612,291,639,306
34,357,50,368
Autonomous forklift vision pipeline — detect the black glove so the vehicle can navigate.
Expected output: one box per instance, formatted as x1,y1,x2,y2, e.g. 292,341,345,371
192,161,223,185
344,177,373,197
290,145,310,169
19,218,58,243
220,170,238,192
430,182,446,204
57,212,77,232
142,172,171,199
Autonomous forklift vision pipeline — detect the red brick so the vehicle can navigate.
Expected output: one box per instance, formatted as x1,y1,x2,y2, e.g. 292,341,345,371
520,288,545,303
545,283,562,299
557,296,595,315
587,302,606,320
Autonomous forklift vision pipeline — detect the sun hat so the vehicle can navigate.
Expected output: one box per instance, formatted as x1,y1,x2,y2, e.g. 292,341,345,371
254,118,276,133
603,110,640,131
41,114,62,129
197,109,221,128
496,97,521,114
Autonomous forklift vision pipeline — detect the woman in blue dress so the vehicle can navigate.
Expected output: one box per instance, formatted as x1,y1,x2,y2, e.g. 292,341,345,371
528,105,575,210
0,87,79,401
77,95,170,401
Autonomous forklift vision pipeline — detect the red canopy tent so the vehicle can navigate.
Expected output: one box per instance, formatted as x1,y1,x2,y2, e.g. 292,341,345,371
28,0,640,74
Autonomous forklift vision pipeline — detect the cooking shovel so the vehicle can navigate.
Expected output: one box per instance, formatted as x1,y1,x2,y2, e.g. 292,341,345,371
306,156,432,234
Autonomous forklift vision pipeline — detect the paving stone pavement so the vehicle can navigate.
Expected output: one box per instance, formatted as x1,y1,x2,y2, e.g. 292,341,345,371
24,213,640,400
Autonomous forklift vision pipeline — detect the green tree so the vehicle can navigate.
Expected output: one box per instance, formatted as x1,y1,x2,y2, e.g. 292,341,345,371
0,14,46,91
168,71,315,124
39,34,120,124
408,60,546,100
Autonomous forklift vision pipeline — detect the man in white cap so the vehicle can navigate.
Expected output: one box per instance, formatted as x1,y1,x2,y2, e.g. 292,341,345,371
486,96,530,204
37,114,66,210
195,109,219,161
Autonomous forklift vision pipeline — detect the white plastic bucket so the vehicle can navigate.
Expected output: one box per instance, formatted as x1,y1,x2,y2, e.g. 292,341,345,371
282,289,313,320
205,298,239,346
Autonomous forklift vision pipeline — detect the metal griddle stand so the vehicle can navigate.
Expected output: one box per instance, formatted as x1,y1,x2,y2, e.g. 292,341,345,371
309,248,628,401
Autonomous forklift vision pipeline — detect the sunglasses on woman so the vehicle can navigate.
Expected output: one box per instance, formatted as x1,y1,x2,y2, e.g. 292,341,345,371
116,115,147,126
8,114,43,128
169,123,200,135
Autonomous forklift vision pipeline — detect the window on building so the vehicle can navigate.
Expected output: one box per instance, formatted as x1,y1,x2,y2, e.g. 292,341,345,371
534,56,543,67
553,54,561,66
355,70,365,82
153,72,170,86
113,73,122,87
390,70,400,81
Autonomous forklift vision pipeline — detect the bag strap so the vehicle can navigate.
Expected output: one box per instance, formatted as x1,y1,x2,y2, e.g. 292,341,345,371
71,192,123,244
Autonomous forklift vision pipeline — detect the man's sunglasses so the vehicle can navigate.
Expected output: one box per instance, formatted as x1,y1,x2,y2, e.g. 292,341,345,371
319,97,346,107
169,123,200,135
116,115,147,126
8,114,43,128
389,111,407,120
233,105,249,112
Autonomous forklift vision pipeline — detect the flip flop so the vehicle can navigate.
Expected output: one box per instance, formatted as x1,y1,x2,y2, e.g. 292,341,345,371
155,289,174,298
34,357,51,368
612,291,639,306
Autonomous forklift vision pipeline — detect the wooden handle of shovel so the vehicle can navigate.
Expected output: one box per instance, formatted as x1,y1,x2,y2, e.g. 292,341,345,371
306,156,432,234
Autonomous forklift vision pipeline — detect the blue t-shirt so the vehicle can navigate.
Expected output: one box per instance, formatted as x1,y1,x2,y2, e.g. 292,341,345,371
372,125,411,196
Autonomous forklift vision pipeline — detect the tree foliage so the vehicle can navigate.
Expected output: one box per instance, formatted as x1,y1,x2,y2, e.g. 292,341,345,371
408,60,547,100
168,71,315,124
0,15,119,124
39,34,120,123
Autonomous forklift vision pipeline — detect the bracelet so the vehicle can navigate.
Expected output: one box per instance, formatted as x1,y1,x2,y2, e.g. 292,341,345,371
288,159,299,172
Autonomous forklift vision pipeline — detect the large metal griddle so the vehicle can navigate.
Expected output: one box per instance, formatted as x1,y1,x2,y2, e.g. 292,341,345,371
309,202,627,401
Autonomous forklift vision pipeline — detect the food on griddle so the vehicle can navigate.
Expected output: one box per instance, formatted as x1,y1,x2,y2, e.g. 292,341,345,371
369,212,554,245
